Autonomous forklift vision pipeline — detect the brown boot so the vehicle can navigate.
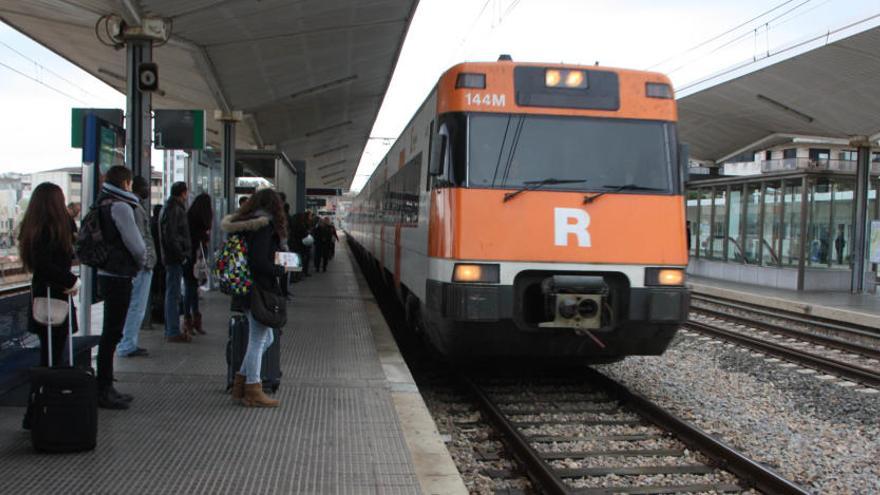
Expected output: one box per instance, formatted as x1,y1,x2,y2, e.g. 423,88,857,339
183,315,194,337
193,312,206,335
231,373,246,400
241,383,279,408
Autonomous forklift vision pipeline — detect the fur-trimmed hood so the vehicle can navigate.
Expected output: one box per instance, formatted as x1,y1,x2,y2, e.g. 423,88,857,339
221,213,271,233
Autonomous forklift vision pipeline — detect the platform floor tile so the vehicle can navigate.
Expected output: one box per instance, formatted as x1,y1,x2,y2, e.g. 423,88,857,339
0,243,421,494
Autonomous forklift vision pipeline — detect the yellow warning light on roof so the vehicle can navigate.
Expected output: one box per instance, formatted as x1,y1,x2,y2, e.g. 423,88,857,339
545,69,562,87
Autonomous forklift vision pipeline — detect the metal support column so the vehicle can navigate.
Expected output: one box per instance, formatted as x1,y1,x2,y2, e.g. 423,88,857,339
125,39,152,199
222,119,237,214
797,176,809,291
851,143,872,293
294,159,307,213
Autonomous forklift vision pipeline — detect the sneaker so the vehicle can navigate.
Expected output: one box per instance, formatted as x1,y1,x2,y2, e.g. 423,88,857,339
166,334,191,343
98,389,130,410
108,386,134,403
121,347,149,357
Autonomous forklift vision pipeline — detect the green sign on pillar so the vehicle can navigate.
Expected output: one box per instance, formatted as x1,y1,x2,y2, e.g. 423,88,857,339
71,108,124,148
154,109,206,149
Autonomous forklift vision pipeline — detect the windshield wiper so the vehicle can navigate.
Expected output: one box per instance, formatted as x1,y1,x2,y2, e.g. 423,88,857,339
583,184,666,204
503,179,587,202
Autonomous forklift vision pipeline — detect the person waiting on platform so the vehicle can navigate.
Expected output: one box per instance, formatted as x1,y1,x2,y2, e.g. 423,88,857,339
160,182,192,342
183,193,213,335
93,166,147,409
19,183,81,428
117,176,156,358
221,188,287,407
313,217,338,273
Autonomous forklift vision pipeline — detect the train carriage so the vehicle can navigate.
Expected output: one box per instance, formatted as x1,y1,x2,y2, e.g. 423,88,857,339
347,58,690,361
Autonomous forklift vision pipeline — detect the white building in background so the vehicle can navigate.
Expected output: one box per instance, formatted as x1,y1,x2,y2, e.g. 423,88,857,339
28,166,163,207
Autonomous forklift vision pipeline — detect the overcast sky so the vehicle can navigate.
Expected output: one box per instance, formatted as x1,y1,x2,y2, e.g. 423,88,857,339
1,0,879,190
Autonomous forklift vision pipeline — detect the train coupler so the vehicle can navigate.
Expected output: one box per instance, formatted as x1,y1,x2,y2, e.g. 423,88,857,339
538,275,609,331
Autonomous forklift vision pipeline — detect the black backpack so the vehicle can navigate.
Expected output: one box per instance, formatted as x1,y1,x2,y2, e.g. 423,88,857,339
75,203,112,269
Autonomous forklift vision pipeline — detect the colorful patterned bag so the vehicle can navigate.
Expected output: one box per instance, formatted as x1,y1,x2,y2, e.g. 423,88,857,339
214,234,252,296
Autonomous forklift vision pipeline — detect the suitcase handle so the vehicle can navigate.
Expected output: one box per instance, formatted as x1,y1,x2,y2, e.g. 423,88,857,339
45,288,75,368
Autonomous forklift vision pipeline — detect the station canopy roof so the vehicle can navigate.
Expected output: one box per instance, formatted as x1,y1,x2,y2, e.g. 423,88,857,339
0,0,419,189
677,19,880,163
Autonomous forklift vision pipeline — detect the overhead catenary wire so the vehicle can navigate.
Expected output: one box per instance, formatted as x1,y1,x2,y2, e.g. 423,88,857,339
0,40,99,100
664,0,815,76
647,0,803,70
0,60,88,104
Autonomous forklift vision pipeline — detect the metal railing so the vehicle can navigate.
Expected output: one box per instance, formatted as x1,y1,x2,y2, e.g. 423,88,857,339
760,158,880,174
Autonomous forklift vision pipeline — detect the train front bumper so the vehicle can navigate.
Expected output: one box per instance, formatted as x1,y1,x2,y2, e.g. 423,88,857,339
426,280,689,326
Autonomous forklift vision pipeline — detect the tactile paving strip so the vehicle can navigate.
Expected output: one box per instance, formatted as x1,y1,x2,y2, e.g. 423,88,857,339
0,243,421,494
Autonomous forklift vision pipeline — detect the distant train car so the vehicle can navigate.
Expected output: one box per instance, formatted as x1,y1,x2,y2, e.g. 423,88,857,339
347,59,689,361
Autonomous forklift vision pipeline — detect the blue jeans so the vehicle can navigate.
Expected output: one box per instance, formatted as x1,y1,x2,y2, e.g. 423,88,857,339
239,311,275,384
117,270,152,356
164,263,183,337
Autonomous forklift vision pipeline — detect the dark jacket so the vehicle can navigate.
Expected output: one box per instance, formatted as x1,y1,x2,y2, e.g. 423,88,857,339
95,183,146,278
221,212,283,309
160,196,191,265
289,213,309,254
28,233,78,335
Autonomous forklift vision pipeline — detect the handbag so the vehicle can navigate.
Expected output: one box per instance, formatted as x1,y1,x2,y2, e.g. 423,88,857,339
193,244,209,284
251,285,287,328
33,289,69,327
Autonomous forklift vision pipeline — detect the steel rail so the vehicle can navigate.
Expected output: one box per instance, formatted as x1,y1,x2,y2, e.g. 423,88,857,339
581,367,812,495
691,294,880,339
690,305,880,361
684,320,880,388
458,374,571,495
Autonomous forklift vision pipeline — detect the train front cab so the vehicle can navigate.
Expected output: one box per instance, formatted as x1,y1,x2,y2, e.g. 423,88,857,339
419,62,691,361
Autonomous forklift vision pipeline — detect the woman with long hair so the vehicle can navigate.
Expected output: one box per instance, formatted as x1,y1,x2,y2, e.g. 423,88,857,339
19,183,80,369
221,188,286,407
183,193,213,336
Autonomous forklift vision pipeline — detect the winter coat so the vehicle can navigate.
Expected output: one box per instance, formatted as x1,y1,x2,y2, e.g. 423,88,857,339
220,212,283,309
134,200,156,270
28,232,78,335
160,196,191,265
95,183,146,278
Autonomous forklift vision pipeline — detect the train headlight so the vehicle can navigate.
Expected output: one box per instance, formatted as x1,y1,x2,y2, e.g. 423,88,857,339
645,267,685,286
452,263,500,283
545,69,562,87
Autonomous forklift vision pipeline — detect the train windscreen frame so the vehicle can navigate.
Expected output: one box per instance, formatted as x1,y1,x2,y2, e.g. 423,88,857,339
466,113,678,194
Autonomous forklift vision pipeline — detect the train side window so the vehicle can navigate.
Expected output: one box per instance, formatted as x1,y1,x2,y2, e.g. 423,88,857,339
426,120,434,191
430,123,450,189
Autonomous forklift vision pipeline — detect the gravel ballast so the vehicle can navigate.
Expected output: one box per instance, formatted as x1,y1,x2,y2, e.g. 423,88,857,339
597,330,880,494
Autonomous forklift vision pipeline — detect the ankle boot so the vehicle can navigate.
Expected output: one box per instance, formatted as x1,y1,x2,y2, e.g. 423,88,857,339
183,315,194,337
193,312,206,335
241,383,279,408
231,373,246,400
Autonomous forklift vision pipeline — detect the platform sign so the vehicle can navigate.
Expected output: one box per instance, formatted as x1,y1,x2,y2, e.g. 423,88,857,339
870,220,880,264
71,108,123,148
154,109,205,149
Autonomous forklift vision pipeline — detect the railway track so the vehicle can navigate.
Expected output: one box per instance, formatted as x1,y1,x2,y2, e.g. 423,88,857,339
454,368,809,495
687,295,880,389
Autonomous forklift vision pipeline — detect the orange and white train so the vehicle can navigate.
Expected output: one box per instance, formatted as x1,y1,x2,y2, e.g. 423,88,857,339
347,59,690,361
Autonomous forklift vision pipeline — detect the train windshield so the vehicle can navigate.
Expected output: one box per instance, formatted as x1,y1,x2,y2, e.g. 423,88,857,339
467,113,676,193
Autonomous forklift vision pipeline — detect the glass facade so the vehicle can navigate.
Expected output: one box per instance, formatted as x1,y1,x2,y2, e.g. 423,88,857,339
688,173,878,271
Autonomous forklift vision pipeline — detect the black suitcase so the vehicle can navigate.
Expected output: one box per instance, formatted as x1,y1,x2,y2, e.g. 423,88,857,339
226,313,281,393
28,293,98,453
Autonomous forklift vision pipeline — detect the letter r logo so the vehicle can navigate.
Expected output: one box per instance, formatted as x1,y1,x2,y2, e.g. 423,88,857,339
554,208,591,247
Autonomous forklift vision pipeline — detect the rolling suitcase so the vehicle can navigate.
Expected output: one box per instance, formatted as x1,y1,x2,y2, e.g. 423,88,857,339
28,292,98,453
226,313,282,394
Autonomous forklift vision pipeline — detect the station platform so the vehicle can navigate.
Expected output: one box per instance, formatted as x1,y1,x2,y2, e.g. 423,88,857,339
0,242,466,494
688,275,880,328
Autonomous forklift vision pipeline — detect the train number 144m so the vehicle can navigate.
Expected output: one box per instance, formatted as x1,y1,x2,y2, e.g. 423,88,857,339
464,92,506,107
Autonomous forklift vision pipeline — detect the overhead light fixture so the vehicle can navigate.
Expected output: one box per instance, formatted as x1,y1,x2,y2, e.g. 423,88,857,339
313,144,349,158
321,169,348,180
318,159,347,171
305,120,353,138
756,94,814,123
290,75,358,99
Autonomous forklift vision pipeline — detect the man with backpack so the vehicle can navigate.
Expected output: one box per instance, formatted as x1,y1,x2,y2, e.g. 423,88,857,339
78,166,147,409
160,182,191,342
